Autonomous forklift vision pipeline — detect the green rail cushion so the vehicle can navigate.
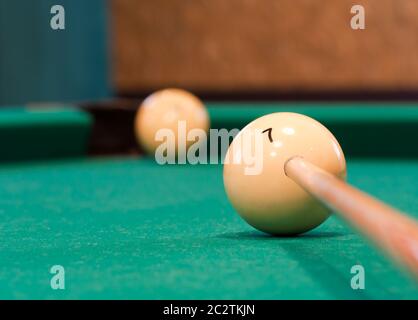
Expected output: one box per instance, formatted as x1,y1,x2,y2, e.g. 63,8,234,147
207,103,418,158
0,106,92,162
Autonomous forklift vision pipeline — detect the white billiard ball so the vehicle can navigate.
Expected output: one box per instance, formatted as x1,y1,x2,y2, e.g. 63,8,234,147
223,112,347,235
135,89,210,155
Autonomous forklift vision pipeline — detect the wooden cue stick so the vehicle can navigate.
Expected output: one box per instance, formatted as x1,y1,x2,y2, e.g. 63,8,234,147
284,156,418,280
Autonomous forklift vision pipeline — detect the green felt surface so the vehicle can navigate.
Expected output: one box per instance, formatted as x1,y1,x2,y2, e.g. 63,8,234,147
0,107,92,162
0,158,417,299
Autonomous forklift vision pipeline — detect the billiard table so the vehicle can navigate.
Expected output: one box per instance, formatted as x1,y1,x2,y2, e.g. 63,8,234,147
0,103,417,299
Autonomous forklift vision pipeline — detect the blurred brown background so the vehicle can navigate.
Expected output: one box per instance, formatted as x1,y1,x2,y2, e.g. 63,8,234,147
110,0,418,96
